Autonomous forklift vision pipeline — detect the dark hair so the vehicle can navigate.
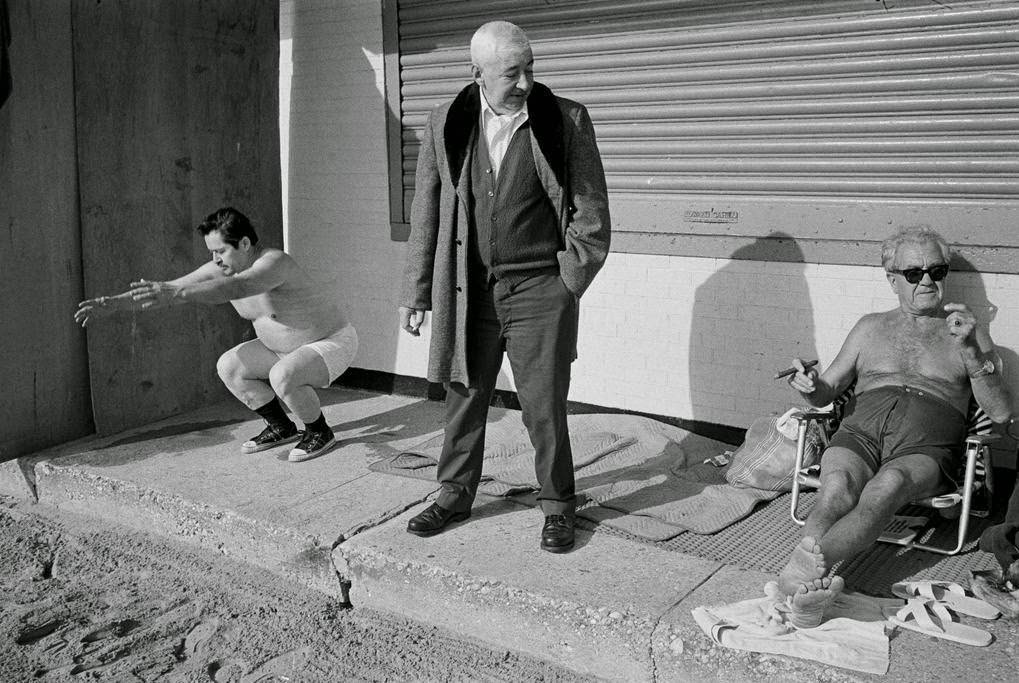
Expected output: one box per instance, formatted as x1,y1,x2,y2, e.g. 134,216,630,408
197,207,259,247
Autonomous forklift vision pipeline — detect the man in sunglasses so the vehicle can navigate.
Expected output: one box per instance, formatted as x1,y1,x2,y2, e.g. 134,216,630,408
772,226,1012,627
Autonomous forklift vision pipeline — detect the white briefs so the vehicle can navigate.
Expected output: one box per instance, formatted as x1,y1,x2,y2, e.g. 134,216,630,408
275,323,358,387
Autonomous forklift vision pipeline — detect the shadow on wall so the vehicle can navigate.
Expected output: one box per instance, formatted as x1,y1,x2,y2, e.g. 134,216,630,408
688,232,817,428
950,254,1019,468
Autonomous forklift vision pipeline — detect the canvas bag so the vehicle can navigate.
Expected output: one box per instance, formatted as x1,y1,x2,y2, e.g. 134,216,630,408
725,407,824,492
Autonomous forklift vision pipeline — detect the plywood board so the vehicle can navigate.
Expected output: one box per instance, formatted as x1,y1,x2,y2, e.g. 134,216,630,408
73,0,281,434
0,0,93,459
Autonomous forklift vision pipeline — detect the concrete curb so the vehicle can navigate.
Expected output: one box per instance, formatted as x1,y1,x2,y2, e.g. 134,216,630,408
333,497,726,681
0,458,37,500
32,460,342,596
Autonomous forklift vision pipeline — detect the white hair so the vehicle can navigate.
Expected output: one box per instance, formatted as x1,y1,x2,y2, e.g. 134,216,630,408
880,225,952,270
470,21,530,67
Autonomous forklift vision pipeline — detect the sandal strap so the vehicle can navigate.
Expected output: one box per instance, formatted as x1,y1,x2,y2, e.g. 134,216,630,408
897,598,953,633
915,582,966,600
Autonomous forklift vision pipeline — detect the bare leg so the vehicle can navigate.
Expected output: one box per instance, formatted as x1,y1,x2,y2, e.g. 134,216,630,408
804,446,874,538
217,340,280,409
779,447,871,595
268,347,329,425
817,454,943,565
790,576,846,629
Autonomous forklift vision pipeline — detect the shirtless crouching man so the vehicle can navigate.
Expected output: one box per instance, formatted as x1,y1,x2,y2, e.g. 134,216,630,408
772,226,1012,628
74,207,357,462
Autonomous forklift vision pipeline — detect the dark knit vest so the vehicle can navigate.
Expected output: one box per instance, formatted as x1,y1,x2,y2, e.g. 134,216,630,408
468,122,561,288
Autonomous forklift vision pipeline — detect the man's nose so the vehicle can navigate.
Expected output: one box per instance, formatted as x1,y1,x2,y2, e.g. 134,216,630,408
515,72,532,91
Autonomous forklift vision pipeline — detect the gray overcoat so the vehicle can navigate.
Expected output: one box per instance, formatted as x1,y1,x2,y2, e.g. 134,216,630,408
400,82,611,386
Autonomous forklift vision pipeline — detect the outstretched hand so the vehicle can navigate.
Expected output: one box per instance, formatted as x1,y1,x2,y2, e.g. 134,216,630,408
129,279,180,309
944,303,978,346
73,291,134,327
74,297,111,327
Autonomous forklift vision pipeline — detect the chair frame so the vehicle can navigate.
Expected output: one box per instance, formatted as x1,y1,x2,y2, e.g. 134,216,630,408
789,401,999,555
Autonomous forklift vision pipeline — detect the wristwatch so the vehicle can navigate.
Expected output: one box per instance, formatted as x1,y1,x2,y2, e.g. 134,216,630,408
970,357,996,378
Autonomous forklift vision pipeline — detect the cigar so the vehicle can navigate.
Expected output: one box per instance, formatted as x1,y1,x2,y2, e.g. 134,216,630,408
774,359,818,380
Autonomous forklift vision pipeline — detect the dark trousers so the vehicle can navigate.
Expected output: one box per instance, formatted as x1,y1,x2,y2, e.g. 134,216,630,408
436,271,579,515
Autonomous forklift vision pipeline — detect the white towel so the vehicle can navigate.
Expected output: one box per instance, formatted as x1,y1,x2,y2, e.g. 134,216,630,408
691,590,900,675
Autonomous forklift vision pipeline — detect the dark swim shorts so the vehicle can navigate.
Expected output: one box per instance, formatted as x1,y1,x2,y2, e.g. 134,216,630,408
828,385,967,486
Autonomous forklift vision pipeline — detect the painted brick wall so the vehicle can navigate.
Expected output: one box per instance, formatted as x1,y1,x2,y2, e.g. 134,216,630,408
281,0,432,382
279,2,1019,467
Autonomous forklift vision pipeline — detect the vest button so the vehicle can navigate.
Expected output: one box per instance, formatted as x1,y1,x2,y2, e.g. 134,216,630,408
456,286,462,292
485,168,492,174
487,191,494,197
455,239,462,246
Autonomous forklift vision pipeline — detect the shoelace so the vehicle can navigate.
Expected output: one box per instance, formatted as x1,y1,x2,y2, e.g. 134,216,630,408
296,430,330,450
257,424,294,442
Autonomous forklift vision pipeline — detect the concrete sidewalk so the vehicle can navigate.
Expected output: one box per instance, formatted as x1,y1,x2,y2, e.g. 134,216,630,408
3,387,1016,681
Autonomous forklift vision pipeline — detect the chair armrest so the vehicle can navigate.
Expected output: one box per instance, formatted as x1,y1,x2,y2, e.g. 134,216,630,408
790,408,836,423
965,433,1001,446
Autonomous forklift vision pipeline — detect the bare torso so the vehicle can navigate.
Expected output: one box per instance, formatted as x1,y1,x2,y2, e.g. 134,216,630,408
854,310,972,414
229,251,346,354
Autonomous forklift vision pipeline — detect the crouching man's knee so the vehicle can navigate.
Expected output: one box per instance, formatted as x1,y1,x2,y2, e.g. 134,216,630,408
268,362,296,397
216,349,242,387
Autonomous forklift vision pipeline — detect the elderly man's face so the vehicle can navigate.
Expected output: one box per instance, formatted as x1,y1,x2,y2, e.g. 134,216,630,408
473,43,534,115
888,241,950,314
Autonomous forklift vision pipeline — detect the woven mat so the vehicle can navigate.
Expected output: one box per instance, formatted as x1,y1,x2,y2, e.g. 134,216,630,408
628,492,1000,597
368,408,780,540
369,407,1002,595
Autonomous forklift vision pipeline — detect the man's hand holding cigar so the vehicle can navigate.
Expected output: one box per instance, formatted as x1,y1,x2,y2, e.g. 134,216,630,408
779,358,820,393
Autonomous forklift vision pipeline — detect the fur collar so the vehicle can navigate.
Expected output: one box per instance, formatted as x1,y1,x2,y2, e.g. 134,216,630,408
443,81,564,188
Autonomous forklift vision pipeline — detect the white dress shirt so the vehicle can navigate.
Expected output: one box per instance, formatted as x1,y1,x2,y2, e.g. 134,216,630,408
479,90,529,183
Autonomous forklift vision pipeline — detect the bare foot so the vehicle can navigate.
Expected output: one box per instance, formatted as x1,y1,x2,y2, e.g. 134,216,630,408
778,536,827,596
789,575,845,629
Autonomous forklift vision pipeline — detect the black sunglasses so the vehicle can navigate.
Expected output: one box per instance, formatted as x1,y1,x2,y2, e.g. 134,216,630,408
889,264,950,284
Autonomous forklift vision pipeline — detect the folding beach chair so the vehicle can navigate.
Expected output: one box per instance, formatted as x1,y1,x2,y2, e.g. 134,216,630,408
788,385,998,555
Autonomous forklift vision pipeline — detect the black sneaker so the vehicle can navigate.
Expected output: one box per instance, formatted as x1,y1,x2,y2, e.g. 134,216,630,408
241,422,299,454
288,428,336,463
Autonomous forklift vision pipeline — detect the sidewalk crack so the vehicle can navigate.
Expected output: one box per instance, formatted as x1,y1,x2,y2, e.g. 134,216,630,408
648,564,724,683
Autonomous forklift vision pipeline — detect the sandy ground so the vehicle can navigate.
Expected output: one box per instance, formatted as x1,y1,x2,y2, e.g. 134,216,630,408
0,497,591,682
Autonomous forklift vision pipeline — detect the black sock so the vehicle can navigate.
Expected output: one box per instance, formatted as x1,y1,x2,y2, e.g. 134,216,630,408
304,413,329,434
254,397,293,429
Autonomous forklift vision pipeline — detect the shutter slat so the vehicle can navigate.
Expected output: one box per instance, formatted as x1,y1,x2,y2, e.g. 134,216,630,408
394,0,1019,224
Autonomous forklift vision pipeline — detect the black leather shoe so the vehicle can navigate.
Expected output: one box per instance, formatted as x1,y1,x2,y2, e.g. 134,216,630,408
406,503,470,537
540,514,575,553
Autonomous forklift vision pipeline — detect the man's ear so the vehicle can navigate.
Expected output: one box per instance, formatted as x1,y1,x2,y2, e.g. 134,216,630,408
239,236,252,251
471,63,482,82
886,272,897,289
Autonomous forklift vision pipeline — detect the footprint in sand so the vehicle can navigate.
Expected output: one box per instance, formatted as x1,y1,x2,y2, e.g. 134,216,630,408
239,646,314,682
207,658,249,682
81,618,142,643
15,619,63,646
183,618,221,658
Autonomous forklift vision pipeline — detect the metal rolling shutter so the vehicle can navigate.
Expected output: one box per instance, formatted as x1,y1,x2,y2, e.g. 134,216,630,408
391,0,1019,271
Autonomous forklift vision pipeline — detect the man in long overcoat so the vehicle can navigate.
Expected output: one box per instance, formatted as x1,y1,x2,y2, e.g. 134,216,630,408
398,20,610,552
